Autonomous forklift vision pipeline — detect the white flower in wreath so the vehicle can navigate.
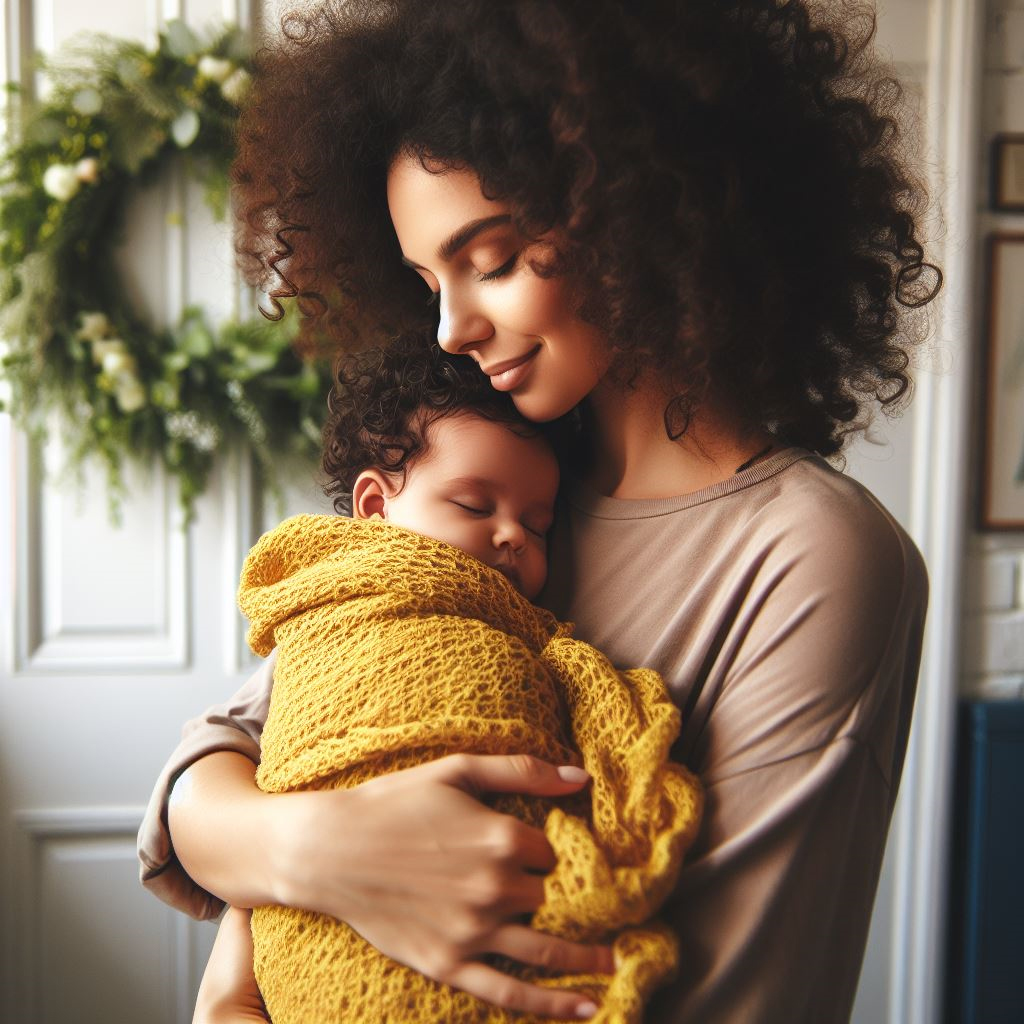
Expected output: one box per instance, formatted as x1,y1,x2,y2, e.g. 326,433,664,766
90,337,127,365
192,423,220,452
220,68,251,106
197,55,233,84
166,410,219,450
171,109,201,149
77,312,113,343
115,376,147,413
71,88,103,117
101,349,138,378
74,157,101,185
42,164,81,202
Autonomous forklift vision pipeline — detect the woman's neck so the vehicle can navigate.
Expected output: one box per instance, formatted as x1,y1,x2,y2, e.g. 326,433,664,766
582,377,777,500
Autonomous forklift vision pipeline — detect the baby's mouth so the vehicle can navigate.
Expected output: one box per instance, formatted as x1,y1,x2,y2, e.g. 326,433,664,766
494,564,523,592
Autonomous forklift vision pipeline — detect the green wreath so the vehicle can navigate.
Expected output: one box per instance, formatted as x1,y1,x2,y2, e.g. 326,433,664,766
0,21,331,519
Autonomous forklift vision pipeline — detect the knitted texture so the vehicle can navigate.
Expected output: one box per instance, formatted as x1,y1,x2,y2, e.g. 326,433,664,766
239,514,703,1023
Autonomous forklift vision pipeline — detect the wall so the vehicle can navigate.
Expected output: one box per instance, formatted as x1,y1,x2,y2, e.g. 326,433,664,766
963,0,1024,700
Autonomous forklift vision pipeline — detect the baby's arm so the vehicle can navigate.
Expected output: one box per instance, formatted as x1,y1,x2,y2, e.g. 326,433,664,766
193,907,269,1024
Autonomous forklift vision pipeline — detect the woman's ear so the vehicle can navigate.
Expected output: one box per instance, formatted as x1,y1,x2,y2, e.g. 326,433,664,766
351,470,391,521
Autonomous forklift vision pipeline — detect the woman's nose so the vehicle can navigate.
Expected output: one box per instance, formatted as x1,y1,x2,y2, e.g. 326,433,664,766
436,290,493,354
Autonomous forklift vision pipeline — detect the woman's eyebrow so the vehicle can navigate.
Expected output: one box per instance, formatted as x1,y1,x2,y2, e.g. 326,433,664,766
401,214,512,270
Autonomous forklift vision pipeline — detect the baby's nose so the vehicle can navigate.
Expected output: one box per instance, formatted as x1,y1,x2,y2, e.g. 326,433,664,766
493,519,526,552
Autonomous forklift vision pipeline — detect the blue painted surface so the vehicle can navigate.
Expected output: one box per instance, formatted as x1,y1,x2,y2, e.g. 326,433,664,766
946,700,1024,1024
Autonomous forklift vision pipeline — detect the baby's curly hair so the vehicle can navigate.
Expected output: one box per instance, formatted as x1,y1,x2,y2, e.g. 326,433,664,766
322,331,553,516
234,0,942,457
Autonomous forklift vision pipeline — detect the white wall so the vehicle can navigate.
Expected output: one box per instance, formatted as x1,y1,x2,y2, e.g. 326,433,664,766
962,0,1024,700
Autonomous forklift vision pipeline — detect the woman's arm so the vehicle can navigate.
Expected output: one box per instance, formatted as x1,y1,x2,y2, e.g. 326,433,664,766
168,753,280,909
170,749,612,1019
647,498,929,1023
193,907,268,1024
139,657,274,920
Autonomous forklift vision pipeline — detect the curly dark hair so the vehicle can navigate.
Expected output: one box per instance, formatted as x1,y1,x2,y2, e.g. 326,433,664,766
322,330,557,516
233,0,941,457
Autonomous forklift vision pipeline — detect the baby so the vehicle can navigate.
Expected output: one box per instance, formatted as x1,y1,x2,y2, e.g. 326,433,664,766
200,335,702,1024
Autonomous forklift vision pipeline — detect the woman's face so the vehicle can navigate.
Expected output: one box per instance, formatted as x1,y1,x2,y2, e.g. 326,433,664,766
386,153,611,423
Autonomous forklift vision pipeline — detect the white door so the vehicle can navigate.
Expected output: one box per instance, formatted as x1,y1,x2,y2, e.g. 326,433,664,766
0,2,329,1021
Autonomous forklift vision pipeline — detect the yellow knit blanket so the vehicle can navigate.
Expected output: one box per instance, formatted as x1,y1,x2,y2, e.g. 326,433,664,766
240,514,702,1023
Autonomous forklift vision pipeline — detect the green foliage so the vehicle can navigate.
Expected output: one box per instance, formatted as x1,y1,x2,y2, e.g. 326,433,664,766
0,21,332,521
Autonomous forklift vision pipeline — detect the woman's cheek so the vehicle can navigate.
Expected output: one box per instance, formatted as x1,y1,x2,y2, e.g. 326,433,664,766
497,274,565,336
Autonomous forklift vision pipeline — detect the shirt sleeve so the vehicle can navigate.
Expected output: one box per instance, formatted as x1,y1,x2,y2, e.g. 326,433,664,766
650,503,928,1023
136,652,275,920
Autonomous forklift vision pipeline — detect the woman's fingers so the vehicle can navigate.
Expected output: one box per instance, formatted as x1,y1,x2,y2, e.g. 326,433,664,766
270,757,611,1017
432,752,588,874
488,924,616,977
485,869,547,916
487,814,559,875
438,752,591,798
443,962,599,1021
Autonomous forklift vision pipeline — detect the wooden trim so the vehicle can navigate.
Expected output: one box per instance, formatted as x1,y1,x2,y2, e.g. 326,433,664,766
978,233,1024,531
886,0,982,1021
989,133,1024,212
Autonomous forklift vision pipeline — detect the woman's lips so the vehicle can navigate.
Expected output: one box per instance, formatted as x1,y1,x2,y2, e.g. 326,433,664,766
482,346,540,392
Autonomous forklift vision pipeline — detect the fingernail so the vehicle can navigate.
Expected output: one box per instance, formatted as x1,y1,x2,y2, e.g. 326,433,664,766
576,1001,599,1018
557,765,590,783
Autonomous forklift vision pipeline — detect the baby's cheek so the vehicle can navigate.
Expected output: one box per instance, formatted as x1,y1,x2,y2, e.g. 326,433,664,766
525,552,548,600
439,527,486,564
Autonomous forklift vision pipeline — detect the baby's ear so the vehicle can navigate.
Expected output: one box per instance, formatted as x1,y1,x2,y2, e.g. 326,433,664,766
351,470,390,521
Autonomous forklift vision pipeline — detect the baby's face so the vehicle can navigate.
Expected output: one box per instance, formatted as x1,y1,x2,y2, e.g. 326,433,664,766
371,413,558,599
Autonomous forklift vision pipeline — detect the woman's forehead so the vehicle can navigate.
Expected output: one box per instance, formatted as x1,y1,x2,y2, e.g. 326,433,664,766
386,154,509,254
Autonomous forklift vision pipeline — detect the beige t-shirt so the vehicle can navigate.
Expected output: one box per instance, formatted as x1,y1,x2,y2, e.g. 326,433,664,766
138,448,927,1023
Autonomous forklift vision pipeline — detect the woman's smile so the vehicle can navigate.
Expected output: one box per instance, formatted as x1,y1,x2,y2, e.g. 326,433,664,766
481,345,541,391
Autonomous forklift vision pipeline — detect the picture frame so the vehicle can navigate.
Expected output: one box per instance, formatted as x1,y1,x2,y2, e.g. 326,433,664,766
980,233,1024,530
990,134,1024,212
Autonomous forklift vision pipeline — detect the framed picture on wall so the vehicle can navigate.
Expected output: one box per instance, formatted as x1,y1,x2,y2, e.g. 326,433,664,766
990,135,1024,212
980,234,1024,529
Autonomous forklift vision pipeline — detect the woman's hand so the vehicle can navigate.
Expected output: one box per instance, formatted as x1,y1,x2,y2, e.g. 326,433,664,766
193,907,268,1023
269,753,610,1019
172,751,609,1018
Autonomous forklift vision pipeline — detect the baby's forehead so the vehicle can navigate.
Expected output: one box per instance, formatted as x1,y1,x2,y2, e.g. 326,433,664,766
417,413,559,500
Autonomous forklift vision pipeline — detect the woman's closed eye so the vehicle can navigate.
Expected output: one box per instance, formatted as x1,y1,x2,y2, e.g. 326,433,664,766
476,252,518,282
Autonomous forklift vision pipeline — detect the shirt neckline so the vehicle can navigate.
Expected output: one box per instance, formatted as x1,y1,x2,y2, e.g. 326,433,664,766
565,447,816,520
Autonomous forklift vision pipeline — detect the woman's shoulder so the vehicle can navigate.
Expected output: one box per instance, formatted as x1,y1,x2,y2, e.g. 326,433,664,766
712,454,929,660
751,452,926,591
567,447,926,602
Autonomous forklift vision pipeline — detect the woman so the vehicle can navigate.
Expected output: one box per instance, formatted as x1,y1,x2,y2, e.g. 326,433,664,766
139,1,940,1020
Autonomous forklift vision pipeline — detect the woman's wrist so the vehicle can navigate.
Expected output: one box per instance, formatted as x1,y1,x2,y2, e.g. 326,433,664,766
263,787,358,915
263,789,315,911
